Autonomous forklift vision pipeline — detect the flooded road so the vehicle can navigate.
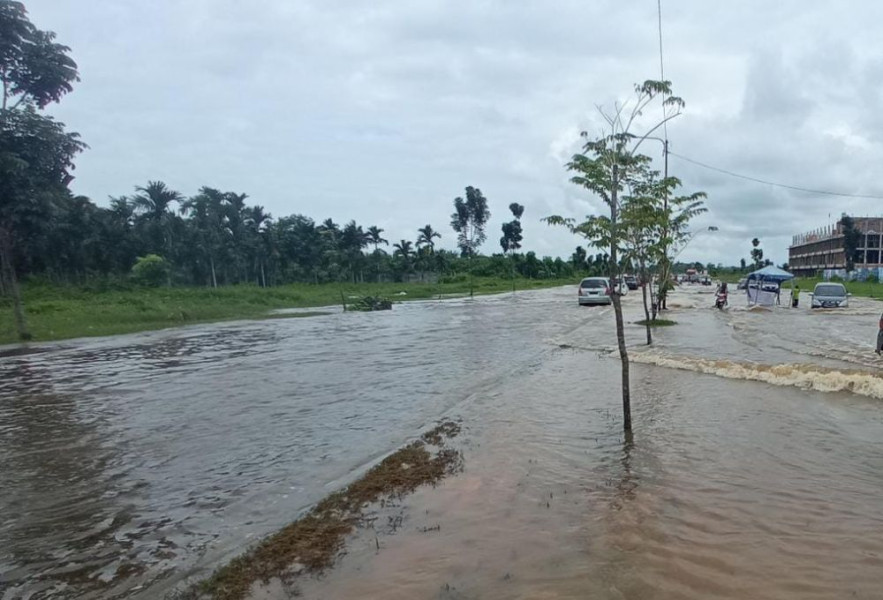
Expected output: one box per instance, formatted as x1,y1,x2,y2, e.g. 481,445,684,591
2,285,883,598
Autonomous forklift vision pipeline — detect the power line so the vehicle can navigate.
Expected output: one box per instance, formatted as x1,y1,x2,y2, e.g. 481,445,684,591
668,150,883,200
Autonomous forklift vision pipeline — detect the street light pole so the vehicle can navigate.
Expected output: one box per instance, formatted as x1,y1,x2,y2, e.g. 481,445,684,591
671,226,718,263
641,136,672,309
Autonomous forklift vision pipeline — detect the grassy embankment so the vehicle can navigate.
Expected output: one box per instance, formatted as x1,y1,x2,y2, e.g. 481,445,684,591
792,277,883,299
0,277,574,345
714,274,883,299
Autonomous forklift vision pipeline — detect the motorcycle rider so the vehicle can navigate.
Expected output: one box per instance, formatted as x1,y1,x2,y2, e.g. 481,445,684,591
715,282,728,308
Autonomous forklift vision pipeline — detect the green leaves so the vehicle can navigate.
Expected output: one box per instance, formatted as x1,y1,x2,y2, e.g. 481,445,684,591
0,2,78,109
450,186,491,257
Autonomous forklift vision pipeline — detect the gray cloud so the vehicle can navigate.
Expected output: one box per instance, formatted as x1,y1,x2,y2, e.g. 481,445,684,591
26,0,883,266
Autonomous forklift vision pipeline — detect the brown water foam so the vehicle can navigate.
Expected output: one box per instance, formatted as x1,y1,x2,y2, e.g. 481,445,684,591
631,350,883,399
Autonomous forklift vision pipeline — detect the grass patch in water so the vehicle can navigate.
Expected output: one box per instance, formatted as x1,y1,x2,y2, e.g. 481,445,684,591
635,319,677,327
175,421,462,600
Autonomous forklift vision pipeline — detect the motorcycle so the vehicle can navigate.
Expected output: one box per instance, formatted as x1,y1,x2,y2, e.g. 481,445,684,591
714,291,728,310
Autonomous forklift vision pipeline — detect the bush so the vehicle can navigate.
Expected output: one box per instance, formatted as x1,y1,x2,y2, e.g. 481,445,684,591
348,296,393,311
131,254,170,287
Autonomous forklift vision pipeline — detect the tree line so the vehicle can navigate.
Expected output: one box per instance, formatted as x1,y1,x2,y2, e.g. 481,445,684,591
15,180,590,289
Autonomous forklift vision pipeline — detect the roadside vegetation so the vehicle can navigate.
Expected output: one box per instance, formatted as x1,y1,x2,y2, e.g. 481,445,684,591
0,277,575,345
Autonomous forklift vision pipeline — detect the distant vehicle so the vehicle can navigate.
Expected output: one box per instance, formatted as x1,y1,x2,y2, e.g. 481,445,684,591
810,283,850,309
624,275,639,290
578,277,612,306
701,276,712,286
736,278,748,290
614,278,629,296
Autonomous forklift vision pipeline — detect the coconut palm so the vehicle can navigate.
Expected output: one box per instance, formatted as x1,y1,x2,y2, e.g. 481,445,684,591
133,181,184,259
416,224,441,252
393,239,414,259
366,225,388,252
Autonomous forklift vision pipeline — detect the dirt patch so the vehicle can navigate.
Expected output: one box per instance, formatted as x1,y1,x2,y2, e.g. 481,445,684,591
174,421,463,600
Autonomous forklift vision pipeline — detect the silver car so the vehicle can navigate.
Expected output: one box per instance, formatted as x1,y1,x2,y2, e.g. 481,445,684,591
578,277,612,306
810,282,850,309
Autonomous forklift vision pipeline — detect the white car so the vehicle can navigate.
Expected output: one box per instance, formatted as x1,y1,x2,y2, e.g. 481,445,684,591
578,277,612,306
810,283,850,309
577,277,628,306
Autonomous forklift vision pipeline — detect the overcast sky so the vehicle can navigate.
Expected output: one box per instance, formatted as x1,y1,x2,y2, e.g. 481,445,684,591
26,0,883,266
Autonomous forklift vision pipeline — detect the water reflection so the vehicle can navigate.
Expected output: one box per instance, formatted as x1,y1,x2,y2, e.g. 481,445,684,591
0,361,127,598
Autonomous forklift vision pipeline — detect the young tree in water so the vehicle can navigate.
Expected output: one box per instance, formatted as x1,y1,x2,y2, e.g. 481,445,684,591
622,167,706,342
545,80,685,432
0,2,85,339
450,186,491,297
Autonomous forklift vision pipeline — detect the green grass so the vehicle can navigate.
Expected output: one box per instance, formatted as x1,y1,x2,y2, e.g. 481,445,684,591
792,277,883,300
0,277,574,345
635,318,677,327
711,274,883,300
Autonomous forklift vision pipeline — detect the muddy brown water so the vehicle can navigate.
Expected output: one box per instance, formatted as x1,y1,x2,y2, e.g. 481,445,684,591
2,286,883,599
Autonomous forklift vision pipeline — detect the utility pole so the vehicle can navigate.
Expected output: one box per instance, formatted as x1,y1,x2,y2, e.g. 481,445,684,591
660,139,670,310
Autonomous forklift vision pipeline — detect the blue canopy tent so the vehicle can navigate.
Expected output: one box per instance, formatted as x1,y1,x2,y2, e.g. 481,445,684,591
746,265,795,307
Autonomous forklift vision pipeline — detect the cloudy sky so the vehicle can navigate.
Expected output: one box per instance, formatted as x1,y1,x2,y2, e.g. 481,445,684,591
26,0,883,266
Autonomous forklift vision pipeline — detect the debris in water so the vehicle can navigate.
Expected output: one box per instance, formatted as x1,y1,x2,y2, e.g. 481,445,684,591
348,296,393,311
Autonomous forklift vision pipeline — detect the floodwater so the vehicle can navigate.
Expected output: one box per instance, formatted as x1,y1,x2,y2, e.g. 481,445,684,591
2,285,883,599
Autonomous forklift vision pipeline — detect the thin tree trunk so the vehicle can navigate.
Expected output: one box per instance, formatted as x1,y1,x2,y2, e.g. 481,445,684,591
0,227,31,340
260,262,266,288
649,270,658,321
640,261,652,345
469,254,474,298
209,255,218,288
610,164,631,431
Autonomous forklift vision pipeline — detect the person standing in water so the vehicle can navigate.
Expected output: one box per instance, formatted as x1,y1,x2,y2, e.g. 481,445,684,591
791,285,800,308
876,311,883,355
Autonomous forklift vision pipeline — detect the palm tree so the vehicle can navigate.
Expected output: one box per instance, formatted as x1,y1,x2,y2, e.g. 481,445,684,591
133,181,182,221
393,239,415,278
245,205,272,286
133,181,184,260
416,224,441,252
393,239,414,259
341,220,368,282
366,226,388,252
181,187,229,287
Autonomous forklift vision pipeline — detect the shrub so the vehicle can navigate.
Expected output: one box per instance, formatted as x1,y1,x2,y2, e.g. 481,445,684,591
131,254,170,287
